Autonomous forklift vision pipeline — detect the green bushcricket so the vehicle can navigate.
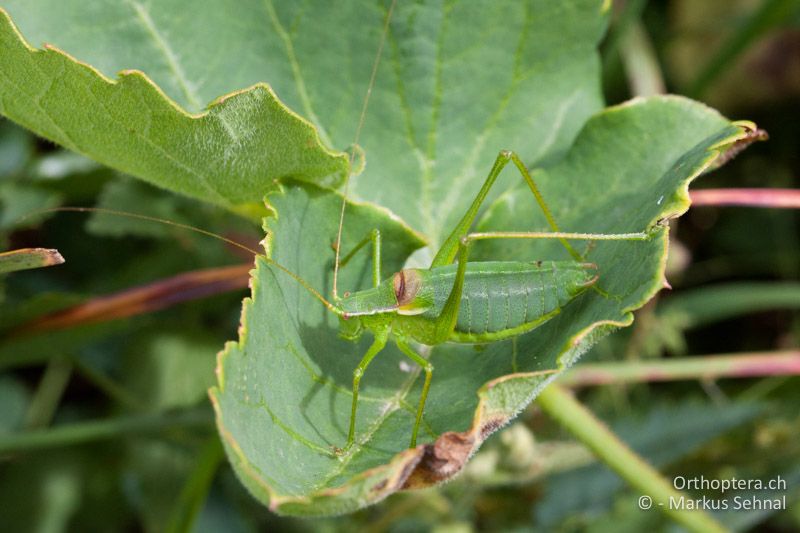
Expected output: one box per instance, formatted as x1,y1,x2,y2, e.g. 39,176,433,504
320,148,651,453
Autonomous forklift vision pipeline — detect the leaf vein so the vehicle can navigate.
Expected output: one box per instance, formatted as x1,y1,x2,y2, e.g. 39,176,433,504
240,397,332,455
435,4,532,232
263,0,331,148
125,0,202,110
313,348,427,489
382,6,431,229
0,62,79,150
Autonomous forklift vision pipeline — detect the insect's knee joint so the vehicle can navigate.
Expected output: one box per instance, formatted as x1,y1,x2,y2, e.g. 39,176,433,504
424,363,433,374
353,368,363,379
499,149,512,159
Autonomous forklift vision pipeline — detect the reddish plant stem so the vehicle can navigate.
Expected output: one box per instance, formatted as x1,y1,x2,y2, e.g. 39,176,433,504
15,263,252,335
561,350,800,387
690,188,800,208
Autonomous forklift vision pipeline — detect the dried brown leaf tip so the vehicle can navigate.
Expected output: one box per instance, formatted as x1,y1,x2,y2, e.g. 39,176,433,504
403,431,476,489
711,126,769,170
370,449,425,495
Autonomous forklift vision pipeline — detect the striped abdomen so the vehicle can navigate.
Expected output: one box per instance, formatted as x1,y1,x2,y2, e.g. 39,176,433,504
422,261,596,343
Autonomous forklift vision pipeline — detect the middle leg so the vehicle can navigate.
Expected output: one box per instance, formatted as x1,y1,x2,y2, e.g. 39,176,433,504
395,337,433,448
342,330,389,453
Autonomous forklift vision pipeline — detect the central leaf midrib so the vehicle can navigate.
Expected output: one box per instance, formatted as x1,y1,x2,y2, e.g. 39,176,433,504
122,0,235,204
125,0,202,110
433,3,535,239
263,0,332,148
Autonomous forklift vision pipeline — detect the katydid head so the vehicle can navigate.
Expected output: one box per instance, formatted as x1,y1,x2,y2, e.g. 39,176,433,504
336,278,395,341
338,274,399,317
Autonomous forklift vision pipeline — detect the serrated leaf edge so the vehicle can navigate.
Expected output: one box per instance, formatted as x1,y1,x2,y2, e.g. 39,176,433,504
210,182,427,514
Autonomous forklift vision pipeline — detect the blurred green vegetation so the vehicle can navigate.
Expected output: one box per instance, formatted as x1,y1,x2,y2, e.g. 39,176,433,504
1,0,798,531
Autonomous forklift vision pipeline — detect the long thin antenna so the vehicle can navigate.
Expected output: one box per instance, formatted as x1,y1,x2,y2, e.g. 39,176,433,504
22,206,261,255
19,206,343,314
333,0,397,300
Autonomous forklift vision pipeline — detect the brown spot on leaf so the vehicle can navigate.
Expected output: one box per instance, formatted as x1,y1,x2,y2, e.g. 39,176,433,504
372,448,425,495
711,127,769,170
391,452,423,491
402,431,475,489
480,417,507,440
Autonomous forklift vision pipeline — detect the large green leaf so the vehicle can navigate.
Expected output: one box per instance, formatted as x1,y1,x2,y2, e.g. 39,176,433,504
212,97,752,514
0,5,347,211
0,0,606,230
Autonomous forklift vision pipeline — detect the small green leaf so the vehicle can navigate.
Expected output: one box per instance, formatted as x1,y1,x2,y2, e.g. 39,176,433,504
0,118,32,176
0,248,64,274
0,182,62,232
123,332,218,411
0,376,29,433
86,180,192,239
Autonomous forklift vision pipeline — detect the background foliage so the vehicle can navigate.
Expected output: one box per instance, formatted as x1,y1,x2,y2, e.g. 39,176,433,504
1,0,798,531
